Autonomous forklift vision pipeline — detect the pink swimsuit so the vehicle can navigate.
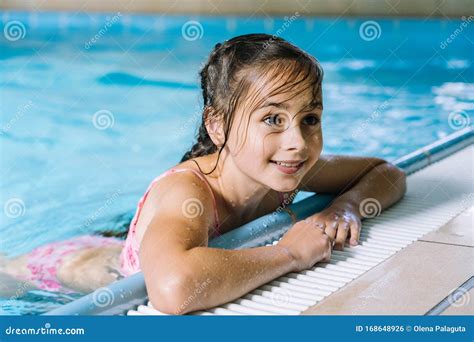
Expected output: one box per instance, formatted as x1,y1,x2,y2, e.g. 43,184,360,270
119,167,223,277
19,235,123,294
21,167,291,292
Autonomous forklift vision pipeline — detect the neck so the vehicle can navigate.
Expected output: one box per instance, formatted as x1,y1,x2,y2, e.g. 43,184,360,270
203,151,271,224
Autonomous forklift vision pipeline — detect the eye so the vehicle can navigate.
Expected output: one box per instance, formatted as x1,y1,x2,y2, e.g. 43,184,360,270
303,115,320,126
263,114,285,127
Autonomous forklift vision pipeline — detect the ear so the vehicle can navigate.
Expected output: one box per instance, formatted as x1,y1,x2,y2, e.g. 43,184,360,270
204,106,225,147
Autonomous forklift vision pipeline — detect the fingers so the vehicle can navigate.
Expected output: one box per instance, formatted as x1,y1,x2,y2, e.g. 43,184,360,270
321,235,332,262
305,213,360,253
324,219,338,245
304,217,326,233
349,219,361,246
334,221,350,250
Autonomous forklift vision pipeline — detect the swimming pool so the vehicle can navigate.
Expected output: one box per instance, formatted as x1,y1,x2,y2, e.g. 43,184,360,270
0,11,472,314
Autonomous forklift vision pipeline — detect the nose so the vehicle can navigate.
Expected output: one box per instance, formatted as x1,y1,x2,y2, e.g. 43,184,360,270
281,124,306,152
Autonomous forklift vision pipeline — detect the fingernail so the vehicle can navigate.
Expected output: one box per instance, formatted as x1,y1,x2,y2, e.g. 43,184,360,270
350,239,358,246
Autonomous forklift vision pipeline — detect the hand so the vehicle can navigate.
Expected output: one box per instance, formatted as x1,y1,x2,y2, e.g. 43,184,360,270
278,219,332,272
304,203,362,251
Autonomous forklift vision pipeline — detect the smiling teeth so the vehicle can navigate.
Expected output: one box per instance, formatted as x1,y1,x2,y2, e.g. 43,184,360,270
275,161,301,167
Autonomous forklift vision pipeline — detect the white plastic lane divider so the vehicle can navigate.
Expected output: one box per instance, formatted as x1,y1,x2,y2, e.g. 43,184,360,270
127,144,473,316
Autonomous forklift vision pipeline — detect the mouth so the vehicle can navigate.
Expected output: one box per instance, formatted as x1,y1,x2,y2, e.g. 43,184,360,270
270,159,306,174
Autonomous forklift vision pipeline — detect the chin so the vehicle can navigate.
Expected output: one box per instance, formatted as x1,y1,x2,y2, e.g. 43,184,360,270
273,181,300,193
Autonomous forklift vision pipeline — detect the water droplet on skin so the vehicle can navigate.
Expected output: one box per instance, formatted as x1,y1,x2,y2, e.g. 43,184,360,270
192,182,196,186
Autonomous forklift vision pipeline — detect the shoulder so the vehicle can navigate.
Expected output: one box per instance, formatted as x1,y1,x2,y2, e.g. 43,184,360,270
131,167,217,247
144,167,216,226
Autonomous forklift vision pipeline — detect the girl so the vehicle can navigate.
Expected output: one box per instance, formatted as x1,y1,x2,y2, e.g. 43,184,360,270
0,34,406,314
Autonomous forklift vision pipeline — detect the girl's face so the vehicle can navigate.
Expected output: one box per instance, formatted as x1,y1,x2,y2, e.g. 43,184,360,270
226,82,323,193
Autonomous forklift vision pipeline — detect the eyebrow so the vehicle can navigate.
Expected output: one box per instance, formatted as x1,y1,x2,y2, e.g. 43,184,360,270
261,100,323,111
302,100,323,111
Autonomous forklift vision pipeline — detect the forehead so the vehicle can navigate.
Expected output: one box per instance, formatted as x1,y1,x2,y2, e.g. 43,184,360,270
260,87,323,111
242,66,322,113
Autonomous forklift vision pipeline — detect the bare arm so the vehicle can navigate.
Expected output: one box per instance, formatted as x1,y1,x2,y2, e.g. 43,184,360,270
300,154,406,215
138,171,297,315
329,161,407,219
172,245,295,314
299,155,406,249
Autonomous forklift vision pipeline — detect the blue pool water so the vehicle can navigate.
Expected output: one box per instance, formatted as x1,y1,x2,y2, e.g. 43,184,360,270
0,11,472,314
